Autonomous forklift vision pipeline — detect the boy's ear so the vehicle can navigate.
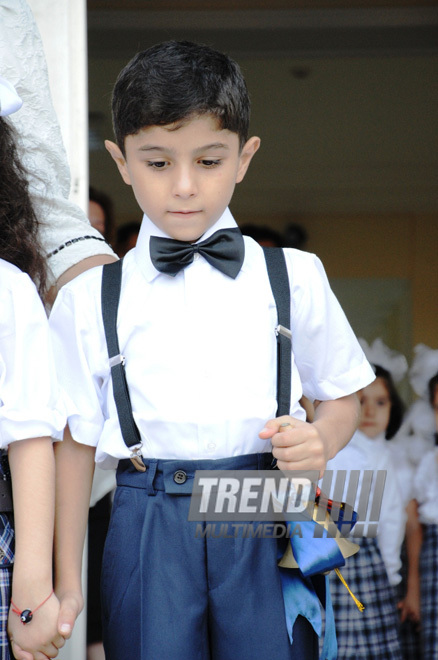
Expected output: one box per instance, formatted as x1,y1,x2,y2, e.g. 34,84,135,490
236,136,261,184
105,140,132,186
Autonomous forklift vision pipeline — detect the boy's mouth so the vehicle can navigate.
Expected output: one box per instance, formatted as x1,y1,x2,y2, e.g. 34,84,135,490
169,210,201,215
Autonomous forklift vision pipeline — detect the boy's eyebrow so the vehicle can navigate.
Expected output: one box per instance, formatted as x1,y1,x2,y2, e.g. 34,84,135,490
194,143,230,153
137,142,230,154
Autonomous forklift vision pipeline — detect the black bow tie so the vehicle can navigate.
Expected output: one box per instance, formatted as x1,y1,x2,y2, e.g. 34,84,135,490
149,228,245,279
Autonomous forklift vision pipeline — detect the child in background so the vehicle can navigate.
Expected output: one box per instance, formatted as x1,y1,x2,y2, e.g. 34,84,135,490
49,41,374,659
398,347,438,660
325,338,407,659
395,345,438,471
0,78,66,660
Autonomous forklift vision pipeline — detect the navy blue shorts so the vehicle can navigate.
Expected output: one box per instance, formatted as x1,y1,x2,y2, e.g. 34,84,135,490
101,454,318,660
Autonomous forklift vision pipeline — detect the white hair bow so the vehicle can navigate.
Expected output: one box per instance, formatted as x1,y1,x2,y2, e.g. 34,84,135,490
358,337,408,383
0,76,22,117
409,344,438,399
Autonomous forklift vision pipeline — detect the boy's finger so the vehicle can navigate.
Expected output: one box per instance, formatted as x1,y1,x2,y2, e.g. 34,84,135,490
52,633,66,650
34,652,53,660
259,417,296,438
57,599,80,639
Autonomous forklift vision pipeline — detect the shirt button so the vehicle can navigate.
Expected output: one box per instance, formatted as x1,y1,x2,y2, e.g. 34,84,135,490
207,443,216,450
193,252,200,261
173,470,187,484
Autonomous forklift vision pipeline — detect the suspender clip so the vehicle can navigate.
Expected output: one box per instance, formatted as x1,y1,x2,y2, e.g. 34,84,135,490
275,324,292,340
109,354,126,368
130,444,146,472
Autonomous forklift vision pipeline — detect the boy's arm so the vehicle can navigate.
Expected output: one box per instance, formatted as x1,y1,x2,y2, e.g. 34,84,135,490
7,437,65,658
53,427,96,639
259,393,360,477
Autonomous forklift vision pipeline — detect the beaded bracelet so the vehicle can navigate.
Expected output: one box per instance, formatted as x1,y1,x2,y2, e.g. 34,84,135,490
11,589,54,624
47,234,107,258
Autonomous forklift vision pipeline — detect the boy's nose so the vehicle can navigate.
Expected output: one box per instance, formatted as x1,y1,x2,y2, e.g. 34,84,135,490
173,167,197,198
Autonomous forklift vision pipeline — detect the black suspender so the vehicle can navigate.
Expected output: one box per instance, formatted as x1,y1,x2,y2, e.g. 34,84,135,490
101,248,292,466
262,247,292,418
101,259,145,470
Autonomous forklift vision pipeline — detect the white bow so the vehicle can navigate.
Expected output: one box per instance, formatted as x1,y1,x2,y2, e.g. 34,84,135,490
0,76,22,116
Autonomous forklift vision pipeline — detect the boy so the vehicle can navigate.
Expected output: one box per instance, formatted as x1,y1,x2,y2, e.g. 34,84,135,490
49,41,374,659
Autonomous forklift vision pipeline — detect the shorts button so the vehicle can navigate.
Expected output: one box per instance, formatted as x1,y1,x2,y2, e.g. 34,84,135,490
173,470,187,484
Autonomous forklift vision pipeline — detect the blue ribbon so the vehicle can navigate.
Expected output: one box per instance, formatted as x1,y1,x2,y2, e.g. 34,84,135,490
289,518,346,577
278,518,346,660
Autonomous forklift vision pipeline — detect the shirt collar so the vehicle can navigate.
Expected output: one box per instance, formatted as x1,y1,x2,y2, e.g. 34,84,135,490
134,208,240,283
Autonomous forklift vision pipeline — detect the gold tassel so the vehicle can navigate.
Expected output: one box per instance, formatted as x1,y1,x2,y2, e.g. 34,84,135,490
334,568,365,612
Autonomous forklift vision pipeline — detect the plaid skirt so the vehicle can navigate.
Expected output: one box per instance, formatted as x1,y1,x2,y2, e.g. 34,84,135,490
0,514,14,660
419,524,438,659
329,537,402,659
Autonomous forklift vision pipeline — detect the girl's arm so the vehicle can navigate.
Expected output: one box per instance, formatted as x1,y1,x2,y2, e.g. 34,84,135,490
259,393,360,476
7,437,65,658
54,427,96,639
0,0,116,298
397,498,422,626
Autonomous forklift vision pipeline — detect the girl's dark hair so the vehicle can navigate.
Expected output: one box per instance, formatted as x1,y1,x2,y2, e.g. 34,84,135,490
428,372,438,407
112,40,250,153
374,365,405,439
0,118,47,296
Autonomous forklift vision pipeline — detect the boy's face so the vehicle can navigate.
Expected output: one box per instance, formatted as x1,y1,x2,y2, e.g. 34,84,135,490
106,114,260,242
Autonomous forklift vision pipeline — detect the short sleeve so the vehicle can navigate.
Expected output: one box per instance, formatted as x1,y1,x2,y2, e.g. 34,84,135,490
376,457,405,586
0,266,66,447
284,250,375,401
49,271,107,447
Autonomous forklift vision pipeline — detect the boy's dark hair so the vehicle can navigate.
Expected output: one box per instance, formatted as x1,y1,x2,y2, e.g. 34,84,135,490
0,118,47,296
111,41,250,153
373,365,405,439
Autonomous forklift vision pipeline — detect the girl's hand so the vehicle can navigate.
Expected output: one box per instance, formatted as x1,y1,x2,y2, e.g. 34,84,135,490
8,592,65,659
397,588,421,628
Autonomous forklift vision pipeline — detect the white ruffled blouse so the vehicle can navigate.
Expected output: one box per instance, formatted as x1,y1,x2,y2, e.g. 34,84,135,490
0,0,115,286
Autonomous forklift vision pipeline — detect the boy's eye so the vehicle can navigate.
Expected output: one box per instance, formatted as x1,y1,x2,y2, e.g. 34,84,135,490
200,159,221,168
147,161,167,169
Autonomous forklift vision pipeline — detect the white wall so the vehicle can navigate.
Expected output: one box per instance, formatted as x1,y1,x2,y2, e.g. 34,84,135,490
27,5,88,658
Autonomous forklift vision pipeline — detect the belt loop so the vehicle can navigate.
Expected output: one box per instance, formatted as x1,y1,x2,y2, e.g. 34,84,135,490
145,460,158,496
258,453,270,470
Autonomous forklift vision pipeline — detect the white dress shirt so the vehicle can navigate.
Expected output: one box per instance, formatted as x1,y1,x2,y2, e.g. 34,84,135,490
49,208,374,468
326,430,406,586
0,259,65,447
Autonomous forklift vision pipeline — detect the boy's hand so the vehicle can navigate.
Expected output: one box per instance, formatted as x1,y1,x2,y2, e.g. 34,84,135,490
56,589,84,640
259,415,329,476
260,395,360,478
8,592,65,659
